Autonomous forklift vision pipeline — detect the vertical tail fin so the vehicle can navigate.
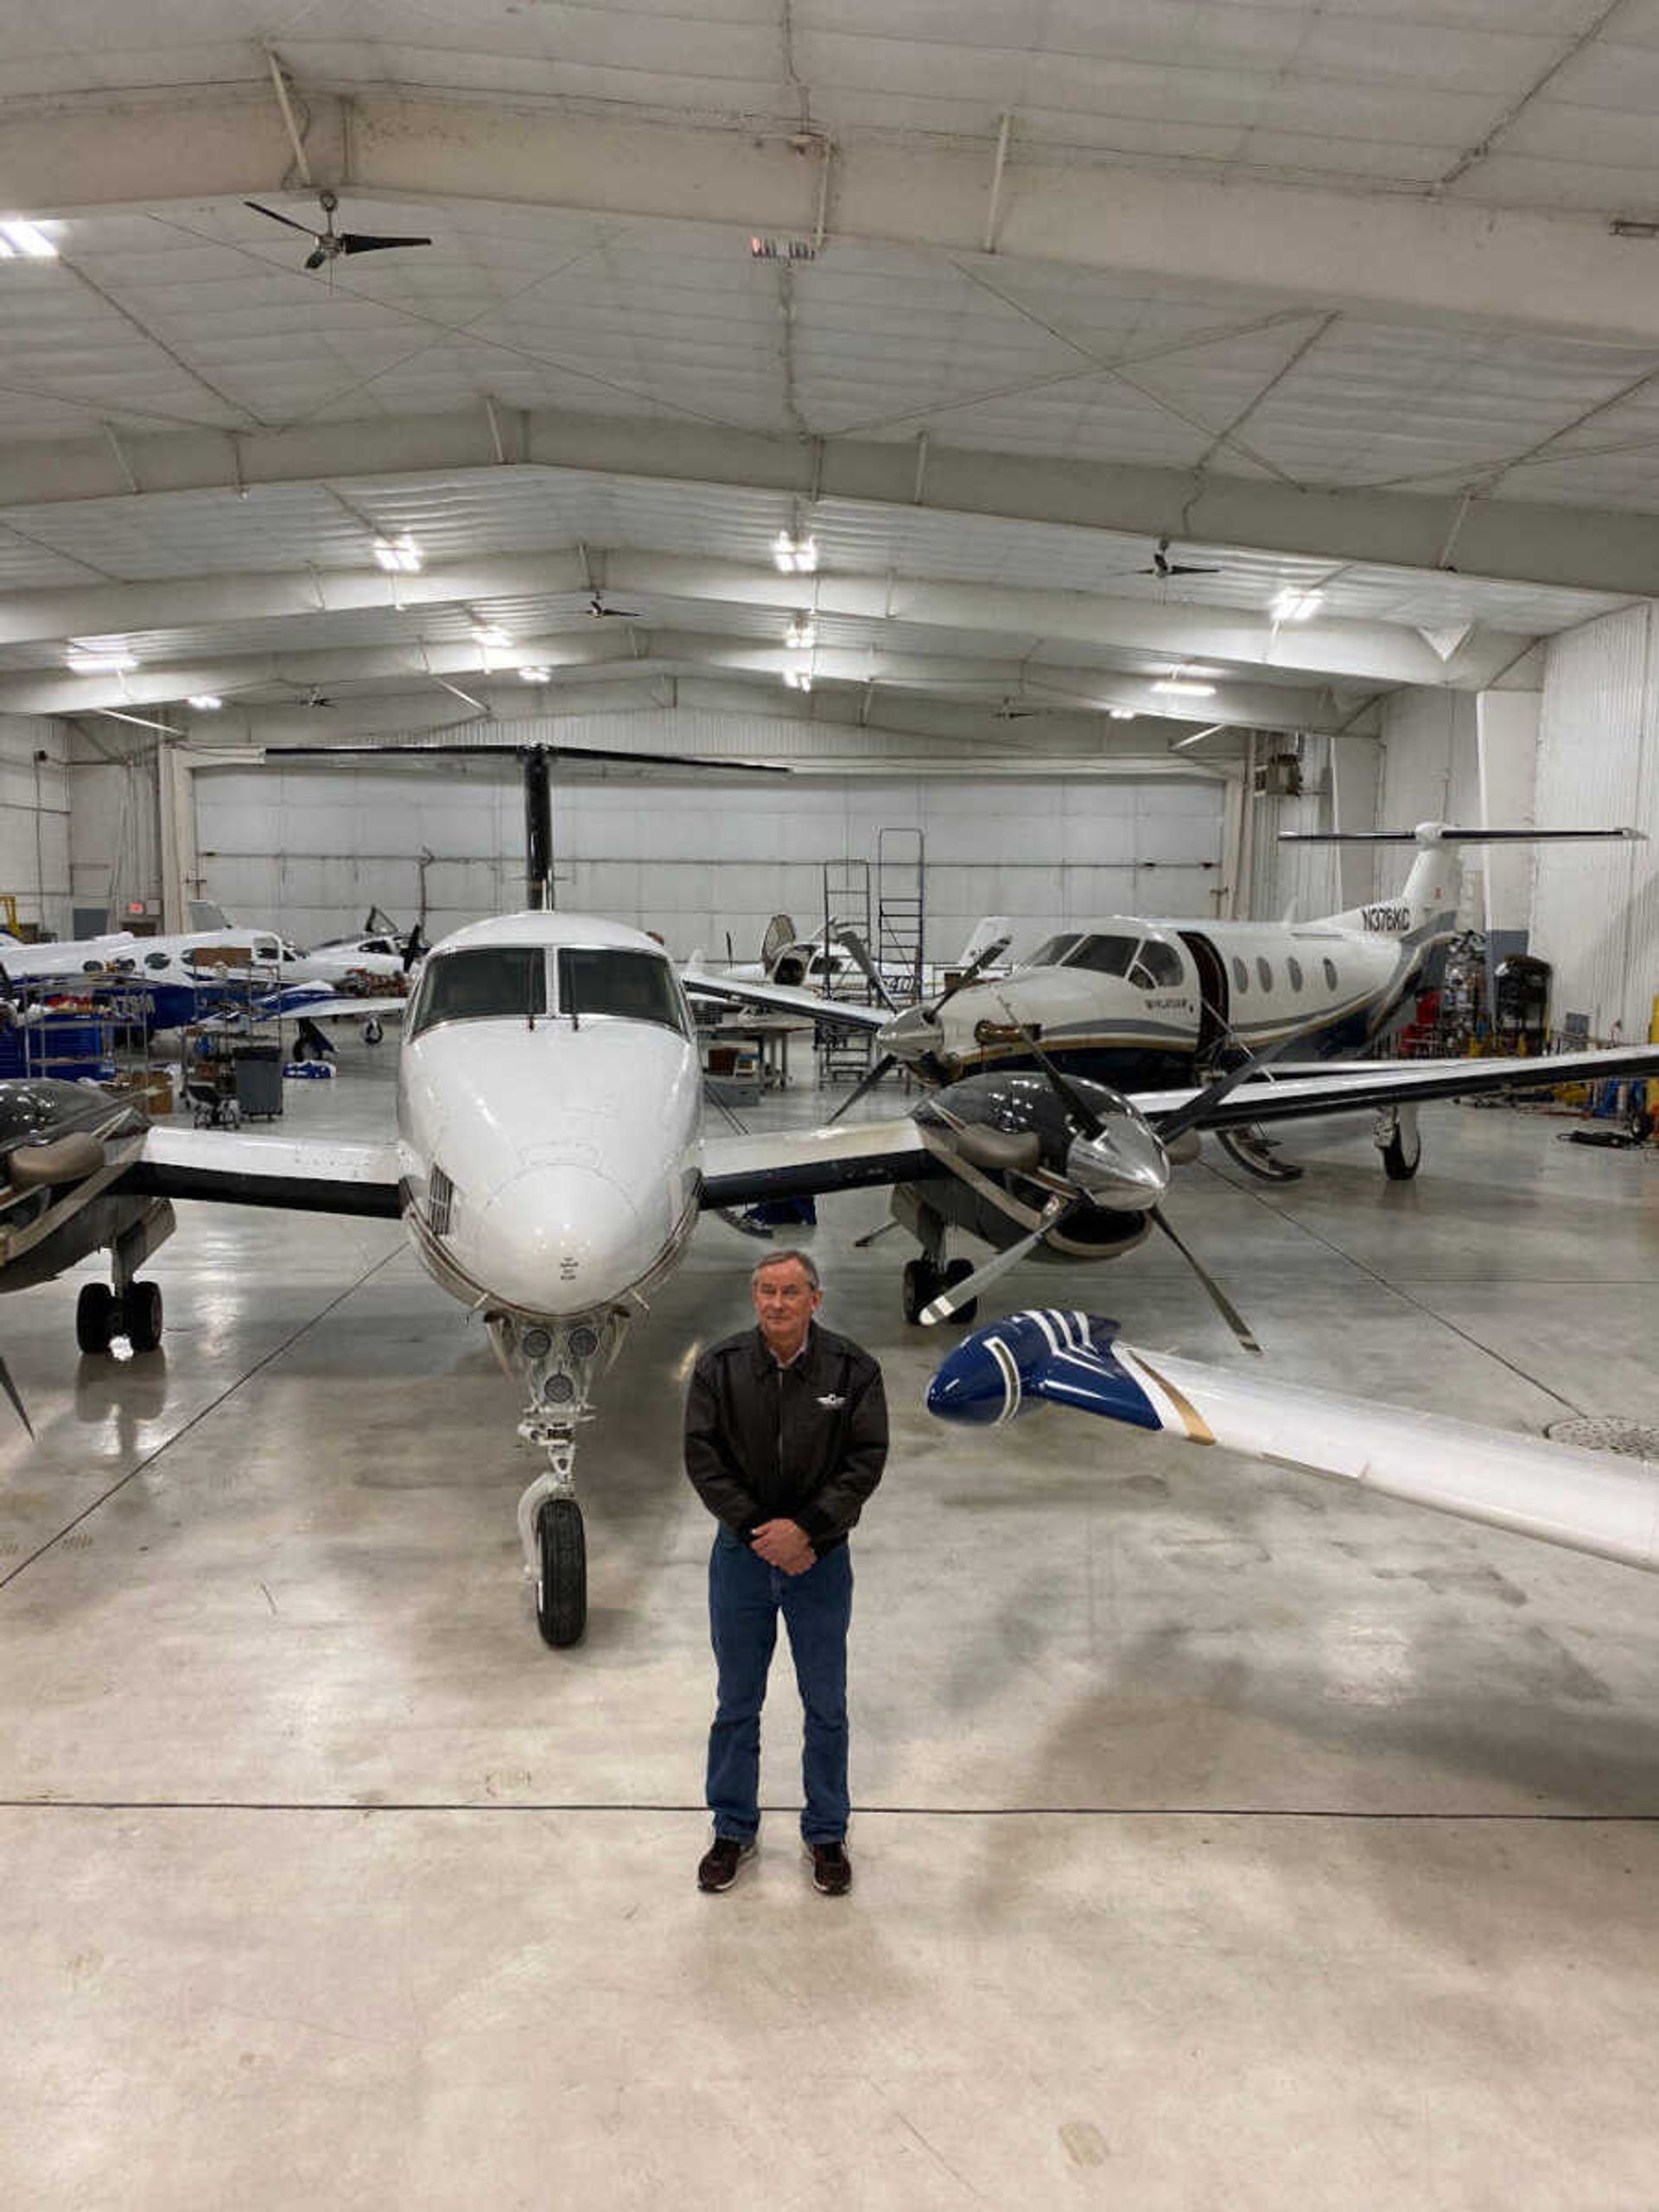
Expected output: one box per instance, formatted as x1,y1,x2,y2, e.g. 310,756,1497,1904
1282,823,1644,941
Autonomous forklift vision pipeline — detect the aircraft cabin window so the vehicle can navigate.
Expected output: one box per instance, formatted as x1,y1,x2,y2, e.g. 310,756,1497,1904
254,940,280,964
410,947,549,1038
1256,957,1273,991
144,951,170,971
1027,934,1084,968
557,947,687,1036
1287,956,1304,993
1324,957,1338,990
1139,942,1185,988
1066,934,1141,979
1231,956,1249,993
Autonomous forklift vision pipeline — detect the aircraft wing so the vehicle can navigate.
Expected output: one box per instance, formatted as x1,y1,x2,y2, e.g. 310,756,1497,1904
258,989,409,1023
119,1127,404,1217
926,1310,1659,1578
699,1116,940,1209
1130,1044,1659,1131
680,965,890,1035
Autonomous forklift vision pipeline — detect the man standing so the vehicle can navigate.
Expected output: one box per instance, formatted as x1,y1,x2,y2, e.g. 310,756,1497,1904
684,1249,887,1897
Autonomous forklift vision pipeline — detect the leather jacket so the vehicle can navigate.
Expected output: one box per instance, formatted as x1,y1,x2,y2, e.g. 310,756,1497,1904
684,1322,887,1554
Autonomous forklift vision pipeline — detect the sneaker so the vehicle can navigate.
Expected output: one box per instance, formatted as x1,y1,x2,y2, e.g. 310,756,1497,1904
697,1836,756,1892
806,1840,852,1897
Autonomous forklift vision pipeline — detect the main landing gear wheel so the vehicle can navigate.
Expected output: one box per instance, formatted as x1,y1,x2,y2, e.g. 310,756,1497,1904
902,1257,978,1326
76,1281,116,1355
125,1279,163,1353
76,1278,164,1354
536,1497,587,1648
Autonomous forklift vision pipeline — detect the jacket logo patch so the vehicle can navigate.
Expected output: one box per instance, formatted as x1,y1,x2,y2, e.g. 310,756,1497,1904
816,1393,847,1409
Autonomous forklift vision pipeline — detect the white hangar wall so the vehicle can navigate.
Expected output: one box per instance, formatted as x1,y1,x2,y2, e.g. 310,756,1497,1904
190,721,1228,962
0,716,71,938
1533,605,1659,1041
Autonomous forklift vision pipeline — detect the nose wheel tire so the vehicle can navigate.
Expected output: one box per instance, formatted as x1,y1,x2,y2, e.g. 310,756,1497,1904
75,1278,163,1354
536,1498,588,1648
1380,1119,1422,1181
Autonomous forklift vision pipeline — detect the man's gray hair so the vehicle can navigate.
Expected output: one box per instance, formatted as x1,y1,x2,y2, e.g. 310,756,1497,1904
751,1246,821,1292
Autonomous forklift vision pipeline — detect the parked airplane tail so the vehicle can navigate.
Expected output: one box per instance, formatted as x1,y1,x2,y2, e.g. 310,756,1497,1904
954,915,1012,969
1286,821,1645,942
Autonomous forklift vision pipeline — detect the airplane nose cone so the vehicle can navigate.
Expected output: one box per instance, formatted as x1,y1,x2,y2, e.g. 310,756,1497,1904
1065,1122,1171,1211
472,1164,645,1312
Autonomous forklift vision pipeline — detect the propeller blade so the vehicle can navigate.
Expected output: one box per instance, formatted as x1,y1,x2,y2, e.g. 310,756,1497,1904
824,1052,897,1124
340,232,433,255
0,1351,34,1437
920,933,1011,1026
920,1197,1077,1325
1155,1005,1332,1144
1148,1207,1260,1355
834,929,899,1014
245,200,321,238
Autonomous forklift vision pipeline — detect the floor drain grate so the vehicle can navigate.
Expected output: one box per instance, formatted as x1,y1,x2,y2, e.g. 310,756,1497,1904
1545,1416,1659,1459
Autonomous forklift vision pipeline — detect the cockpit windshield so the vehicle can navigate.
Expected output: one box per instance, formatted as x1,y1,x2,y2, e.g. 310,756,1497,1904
1065,933,1143,978
557,947,687,1035
409,947,548,1038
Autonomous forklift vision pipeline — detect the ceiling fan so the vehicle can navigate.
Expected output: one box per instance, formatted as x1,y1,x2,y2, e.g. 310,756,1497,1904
1141,537,1222,579
245,189,432,271
588,593,640,620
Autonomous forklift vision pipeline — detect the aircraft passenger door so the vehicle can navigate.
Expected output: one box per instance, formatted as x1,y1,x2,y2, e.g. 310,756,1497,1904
1178,931,1230,1059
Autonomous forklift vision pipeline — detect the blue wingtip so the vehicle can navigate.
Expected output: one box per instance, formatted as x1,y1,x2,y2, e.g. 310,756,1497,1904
927,1310,1161,1432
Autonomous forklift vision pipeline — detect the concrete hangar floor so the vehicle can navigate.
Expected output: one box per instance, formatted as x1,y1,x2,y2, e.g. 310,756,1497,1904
2,1048,1657,2209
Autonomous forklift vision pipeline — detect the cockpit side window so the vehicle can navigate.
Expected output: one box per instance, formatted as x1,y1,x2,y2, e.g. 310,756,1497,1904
1066,934,1141,979
1026,934,1084,969
556,948,688,1036
1138,941,1185,988
410,947,549,1038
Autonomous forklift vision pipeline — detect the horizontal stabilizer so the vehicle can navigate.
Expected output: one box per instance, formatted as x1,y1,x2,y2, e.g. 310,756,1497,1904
928,1312,1659,1576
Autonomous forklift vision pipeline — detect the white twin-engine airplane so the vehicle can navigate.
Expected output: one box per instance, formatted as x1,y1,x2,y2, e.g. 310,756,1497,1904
4,773,1658,1648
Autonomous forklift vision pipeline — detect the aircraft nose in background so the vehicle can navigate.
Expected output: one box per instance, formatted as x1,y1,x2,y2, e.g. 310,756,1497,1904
470,1163,648,1313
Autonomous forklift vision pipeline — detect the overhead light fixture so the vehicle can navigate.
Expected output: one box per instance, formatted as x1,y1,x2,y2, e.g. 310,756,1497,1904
783,668,813,692
518,664,552,684
772,531,819,575
1271,588,1324,623
372,532,423,574
472,626,512,648
187,694,224,711
1109,707,1136,721
1152,677,1217,699
1170,722,1228,752
0,220,57,260
66,648,139,675
784,619,816,651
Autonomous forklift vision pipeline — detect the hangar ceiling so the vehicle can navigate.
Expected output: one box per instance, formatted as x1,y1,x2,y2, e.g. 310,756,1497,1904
1,1,1656,770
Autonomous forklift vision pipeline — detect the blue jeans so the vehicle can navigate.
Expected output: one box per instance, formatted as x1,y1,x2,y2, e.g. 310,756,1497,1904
705,1529,853,1847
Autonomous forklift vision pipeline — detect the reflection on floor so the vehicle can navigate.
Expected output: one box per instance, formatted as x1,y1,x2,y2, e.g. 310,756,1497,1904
3,1047,1658,2208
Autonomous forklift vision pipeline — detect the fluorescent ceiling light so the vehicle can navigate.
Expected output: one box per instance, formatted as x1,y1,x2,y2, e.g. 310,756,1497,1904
518,664,552,683
0,220,57,259
783,668,813,692
1109,707,1136,721
373,533,423,574
472,626,512,648
784,619,816,650
187,694,224,711
772,531,819,574
66,649,139,675
1152,678,1217,698
1271,588,1324,623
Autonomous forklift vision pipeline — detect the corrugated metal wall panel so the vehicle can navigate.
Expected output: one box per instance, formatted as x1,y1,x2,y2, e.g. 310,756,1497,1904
0,716,71,935
1535,605,1656,1039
